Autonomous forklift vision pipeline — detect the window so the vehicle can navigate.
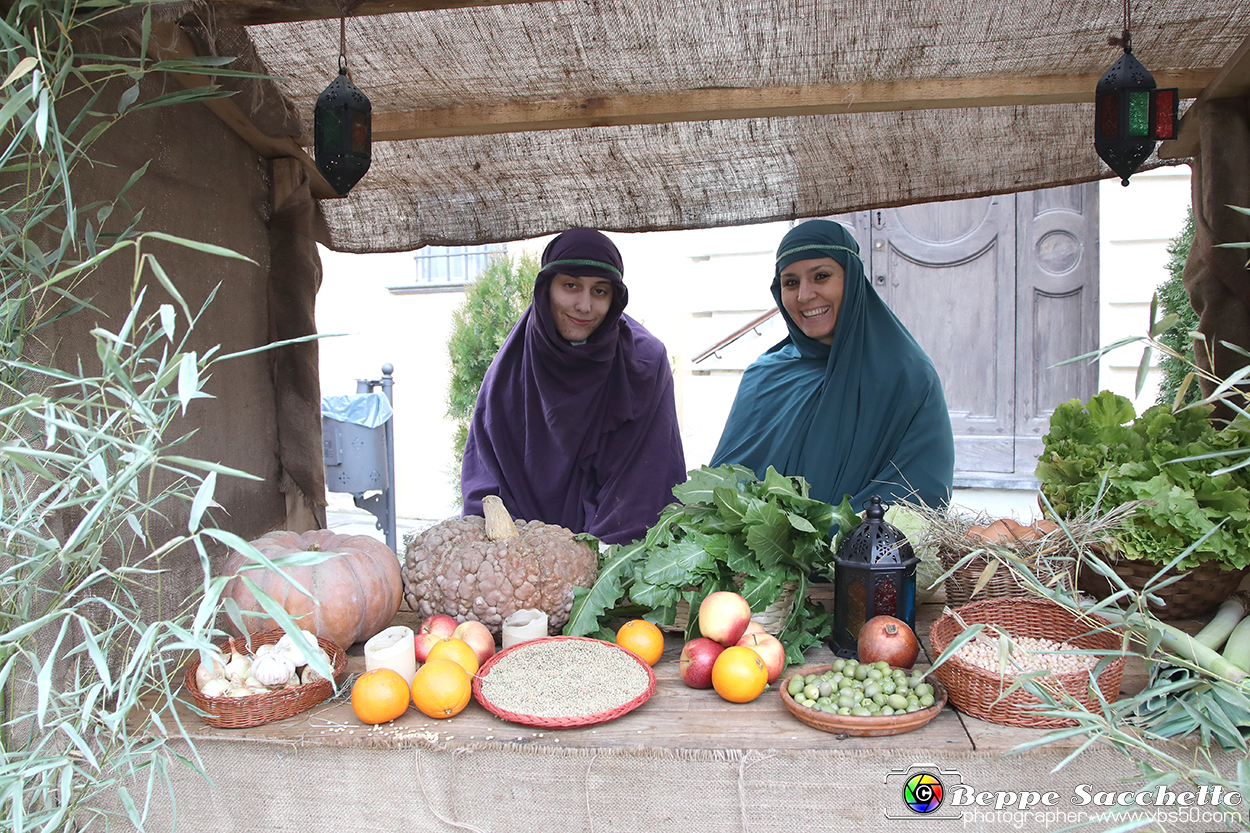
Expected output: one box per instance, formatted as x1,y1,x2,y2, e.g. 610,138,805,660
394,243,507,293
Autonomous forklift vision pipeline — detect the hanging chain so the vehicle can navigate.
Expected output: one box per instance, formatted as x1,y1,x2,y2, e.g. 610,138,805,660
338,14,347,72
1121,0,1132,52
1109,0,1132,52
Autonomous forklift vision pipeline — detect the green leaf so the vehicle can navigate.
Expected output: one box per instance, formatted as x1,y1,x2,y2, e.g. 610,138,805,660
640,539,714,587
141,231,255,263
563,541,646,636
743,501,790,569
117,82,139,114
2,56,38,89
176,351,198,414
187,471,216,532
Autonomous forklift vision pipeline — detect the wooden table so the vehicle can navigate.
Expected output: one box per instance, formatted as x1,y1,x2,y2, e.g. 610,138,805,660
127,604,1224,833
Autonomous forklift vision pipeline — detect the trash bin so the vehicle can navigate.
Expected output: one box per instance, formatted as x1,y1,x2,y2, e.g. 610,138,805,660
321,392,393,495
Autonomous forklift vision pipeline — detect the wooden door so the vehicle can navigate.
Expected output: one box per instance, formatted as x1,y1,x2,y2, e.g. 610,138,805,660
840,184,1098,479
870,197,1019,473
1014,186,1100,472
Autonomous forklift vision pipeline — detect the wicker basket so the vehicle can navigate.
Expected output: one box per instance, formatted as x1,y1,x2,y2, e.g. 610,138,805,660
940,546,1076,607
473,636,657,728
928,597,1125,729
1077,552,1249,620
183,630,348,729
668,579,799,634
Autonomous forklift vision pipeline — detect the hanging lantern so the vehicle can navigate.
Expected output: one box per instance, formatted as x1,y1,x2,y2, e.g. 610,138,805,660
829,496,918,658
314,16,371,196
1093,11,1178,186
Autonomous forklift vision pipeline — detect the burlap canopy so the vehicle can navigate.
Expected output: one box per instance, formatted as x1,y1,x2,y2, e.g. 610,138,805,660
141,0,1246,253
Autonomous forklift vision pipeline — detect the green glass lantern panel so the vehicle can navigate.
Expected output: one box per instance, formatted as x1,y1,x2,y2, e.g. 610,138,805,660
1127,91,1150,137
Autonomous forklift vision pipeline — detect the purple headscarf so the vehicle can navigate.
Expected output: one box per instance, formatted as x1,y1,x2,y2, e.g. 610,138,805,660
461,228,687,544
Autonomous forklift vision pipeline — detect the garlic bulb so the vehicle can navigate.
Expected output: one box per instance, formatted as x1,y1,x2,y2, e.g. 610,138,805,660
227,683,254,697
199,678,231,697
275,630,321,667
255,644,274,657
251,652,296,686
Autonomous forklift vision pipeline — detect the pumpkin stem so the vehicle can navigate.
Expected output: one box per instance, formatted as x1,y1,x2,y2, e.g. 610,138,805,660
482,495,519,541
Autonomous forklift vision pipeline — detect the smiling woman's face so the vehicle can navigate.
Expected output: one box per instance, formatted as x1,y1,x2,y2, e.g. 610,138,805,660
549,273,615,341
778,257,845,345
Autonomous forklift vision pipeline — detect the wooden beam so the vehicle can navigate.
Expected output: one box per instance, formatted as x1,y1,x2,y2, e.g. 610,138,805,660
1159,36,1250,160
372,69,1216,142
189,0,562,27
145,23,341,199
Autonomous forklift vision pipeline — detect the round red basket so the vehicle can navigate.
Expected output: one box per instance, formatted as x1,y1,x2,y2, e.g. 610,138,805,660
472,636,656,728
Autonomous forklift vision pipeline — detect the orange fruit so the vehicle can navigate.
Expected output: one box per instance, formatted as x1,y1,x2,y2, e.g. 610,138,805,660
411,658,472,719
426,636,480,675
615,619,665,666
711,645,768,703
350,668,411,725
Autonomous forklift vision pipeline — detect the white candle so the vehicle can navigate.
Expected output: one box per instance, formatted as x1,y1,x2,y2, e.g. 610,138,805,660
502,609,548,649
363,625,417,682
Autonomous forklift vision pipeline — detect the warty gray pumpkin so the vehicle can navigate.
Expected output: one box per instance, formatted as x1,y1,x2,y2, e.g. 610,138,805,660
402,495,598,637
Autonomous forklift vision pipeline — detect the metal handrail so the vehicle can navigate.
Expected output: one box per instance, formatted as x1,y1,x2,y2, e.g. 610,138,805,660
690,308,779,364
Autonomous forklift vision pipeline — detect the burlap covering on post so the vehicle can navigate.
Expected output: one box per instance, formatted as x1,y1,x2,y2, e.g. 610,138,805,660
1182,98,1250,423
268,164,330,532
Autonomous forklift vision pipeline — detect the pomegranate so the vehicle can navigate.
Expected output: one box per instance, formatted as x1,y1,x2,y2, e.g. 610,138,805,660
857,615,920,668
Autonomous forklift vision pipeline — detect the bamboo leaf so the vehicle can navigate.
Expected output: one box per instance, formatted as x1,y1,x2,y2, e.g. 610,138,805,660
2,56,38,89
176,351,198,414
187,471,216,533
159,303,175,341
117,83,139,114
141,231,254,263
34,85,48,146
162,455,263,480
1134,345,1153,398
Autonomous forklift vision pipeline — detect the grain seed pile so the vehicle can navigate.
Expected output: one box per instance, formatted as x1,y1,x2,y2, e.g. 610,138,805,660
955,635,1097,675
480,639,651,718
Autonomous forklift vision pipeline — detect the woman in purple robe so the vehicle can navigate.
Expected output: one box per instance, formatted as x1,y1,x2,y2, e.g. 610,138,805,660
460,228,687,545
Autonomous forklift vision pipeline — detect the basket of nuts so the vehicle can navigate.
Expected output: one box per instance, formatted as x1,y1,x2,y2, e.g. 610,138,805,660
927,597,1125,729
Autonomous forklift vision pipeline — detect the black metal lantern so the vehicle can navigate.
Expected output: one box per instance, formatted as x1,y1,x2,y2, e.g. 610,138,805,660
830,496,918,657
314,16,371,196
1093,13,1178,186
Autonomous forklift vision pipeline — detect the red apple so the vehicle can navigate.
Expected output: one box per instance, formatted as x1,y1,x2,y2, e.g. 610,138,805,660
679,637,726,689
452,619,497,666
743,621,767,637
419,614,458,638
737,632,786,683
413,631,443,663
698,591,753,646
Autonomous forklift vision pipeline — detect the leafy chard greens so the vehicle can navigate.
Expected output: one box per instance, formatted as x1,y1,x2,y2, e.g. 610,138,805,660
1036,391,1250,571
565,465,856,663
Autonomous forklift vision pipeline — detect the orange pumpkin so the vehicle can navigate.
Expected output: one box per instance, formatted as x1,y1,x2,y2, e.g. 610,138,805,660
222,529,403,649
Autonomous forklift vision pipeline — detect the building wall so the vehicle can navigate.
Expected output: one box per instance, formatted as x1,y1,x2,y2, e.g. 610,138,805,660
317,168,1195,524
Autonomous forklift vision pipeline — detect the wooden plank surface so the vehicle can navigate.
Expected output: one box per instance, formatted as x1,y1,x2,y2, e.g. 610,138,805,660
168,598,1173,758
372,71,1216,142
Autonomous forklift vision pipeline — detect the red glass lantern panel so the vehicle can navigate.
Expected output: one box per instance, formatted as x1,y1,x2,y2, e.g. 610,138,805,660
1097,94,1119,139
1152,88,1178,140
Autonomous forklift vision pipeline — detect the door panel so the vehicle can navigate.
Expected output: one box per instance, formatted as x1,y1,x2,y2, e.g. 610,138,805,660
870,198,1018,473
1014,186,1100,472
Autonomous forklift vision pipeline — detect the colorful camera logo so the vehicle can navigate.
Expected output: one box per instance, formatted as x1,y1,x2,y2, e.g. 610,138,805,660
903,772,944,814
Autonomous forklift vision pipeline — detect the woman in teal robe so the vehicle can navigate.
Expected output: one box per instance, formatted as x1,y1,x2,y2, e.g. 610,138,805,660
710,220,954,513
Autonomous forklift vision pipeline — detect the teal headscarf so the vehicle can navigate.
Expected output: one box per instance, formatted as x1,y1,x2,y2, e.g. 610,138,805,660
710,220,954,514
